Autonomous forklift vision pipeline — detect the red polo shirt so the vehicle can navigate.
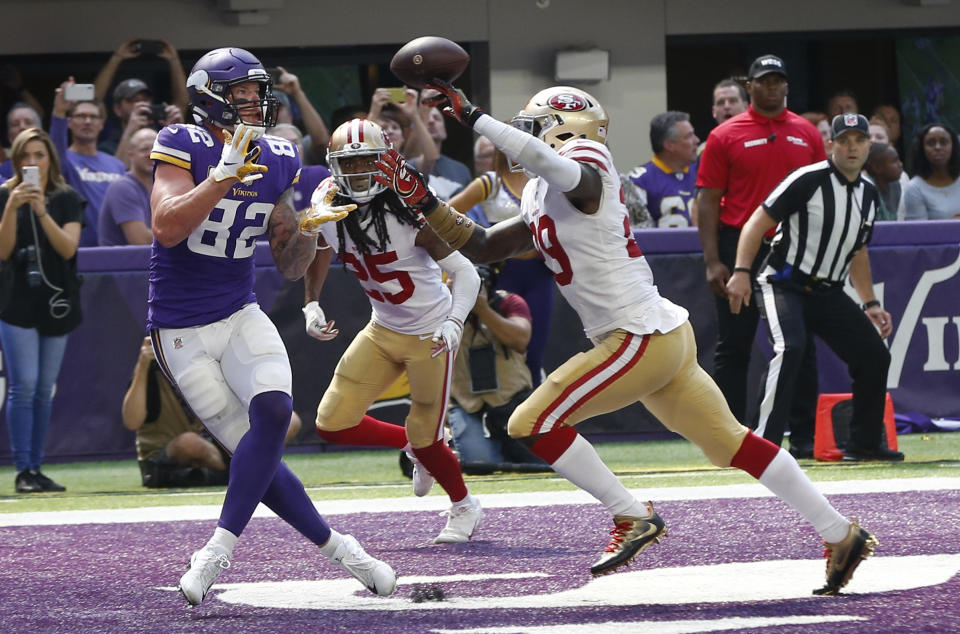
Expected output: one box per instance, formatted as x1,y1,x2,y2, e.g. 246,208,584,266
697,105,826,229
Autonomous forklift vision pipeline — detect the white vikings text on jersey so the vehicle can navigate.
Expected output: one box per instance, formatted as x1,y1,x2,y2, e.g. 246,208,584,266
319,198,451,335
520,140,687,340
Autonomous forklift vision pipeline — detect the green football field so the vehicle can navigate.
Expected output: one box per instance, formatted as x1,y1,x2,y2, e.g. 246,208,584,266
2,432,957,514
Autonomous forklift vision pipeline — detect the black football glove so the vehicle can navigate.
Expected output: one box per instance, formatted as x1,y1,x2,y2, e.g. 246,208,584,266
423,79,484,128
374,148,437,210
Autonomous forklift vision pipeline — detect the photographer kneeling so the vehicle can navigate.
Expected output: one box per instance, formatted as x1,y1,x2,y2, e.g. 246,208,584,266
448,264,548,474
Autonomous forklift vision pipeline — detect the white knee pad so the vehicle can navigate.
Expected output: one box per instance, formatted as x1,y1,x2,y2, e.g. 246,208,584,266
175,361,249,453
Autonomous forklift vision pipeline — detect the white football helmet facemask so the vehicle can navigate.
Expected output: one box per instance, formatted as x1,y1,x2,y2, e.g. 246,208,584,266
326,118,393,203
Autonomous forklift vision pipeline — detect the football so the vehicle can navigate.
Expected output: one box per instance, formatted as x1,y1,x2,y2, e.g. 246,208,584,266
390,36,470,89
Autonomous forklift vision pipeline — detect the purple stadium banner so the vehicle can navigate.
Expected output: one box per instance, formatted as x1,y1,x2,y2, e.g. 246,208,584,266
1,221,958,462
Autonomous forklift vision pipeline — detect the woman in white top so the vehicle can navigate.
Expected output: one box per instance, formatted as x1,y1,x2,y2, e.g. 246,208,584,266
904,122,960,220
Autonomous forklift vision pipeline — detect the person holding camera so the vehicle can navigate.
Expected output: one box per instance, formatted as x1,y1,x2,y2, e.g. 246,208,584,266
0,127,85,493
448,263,547,473
50,79,126,247
93,38,188,158
122,336,301,488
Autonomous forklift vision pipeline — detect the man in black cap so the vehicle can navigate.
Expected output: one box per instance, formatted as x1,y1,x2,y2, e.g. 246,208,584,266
726,113,903,462
696,54,826,457
92,38,188,158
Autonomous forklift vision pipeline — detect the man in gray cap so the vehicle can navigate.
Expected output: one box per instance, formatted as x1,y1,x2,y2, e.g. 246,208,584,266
726,113,903,462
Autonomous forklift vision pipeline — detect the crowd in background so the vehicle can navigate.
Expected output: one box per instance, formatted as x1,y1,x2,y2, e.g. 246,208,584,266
0,39,949,492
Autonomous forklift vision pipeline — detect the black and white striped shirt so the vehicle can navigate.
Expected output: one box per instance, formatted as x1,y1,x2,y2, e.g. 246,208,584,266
762,159,878,284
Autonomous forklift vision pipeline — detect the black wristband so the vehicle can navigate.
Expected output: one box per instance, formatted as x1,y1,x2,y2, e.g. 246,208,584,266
862,300,881,311
733,267,752,274
465,107,484,127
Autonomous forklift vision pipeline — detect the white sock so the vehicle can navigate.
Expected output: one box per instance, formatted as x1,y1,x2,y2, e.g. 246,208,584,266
758,449,850,543
207,527,238,555
318,529,343,558
451,493,474,507
551,434,647,518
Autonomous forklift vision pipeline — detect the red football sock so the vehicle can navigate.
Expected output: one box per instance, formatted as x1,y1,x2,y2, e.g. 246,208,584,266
412,439,468,502
730,431,780,479
529,425,579,464
316,414,407,449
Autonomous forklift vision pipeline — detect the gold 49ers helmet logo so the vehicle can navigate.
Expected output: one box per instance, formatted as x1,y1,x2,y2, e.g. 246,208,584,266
548,94,587,112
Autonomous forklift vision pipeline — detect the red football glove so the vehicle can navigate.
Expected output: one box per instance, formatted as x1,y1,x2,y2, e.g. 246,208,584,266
374,148,437,210
423,79,484,128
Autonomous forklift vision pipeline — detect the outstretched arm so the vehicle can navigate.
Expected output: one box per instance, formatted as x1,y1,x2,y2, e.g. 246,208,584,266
268,186,319,280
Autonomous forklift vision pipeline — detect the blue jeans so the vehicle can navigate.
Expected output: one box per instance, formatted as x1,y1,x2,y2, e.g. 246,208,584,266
0,320,69,472
448,405,504,465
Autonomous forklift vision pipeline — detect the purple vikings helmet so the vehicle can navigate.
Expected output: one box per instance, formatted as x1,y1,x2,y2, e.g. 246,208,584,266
186,47,279,138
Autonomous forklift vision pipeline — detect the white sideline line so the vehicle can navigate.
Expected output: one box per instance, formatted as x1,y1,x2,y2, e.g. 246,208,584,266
0,477,957,527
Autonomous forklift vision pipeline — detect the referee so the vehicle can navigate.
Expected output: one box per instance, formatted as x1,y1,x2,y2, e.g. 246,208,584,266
726,113,904,462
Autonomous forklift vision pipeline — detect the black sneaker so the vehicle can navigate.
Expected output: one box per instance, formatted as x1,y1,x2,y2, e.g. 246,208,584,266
14,470,43,493
789,443,814,459
843,445,905,462
32,470,66,492
590,502,667,576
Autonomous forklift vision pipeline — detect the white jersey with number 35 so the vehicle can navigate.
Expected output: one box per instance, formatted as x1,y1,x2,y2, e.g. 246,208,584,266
520,140,687,340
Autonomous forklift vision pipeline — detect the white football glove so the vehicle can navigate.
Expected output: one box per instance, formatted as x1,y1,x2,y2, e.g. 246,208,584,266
430,317,463,358
302,301,339,341
299,180,357,235
211,123,268,184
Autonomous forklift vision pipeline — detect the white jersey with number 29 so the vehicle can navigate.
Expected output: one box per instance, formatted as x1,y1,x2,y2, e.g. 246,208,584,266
520,139,687,340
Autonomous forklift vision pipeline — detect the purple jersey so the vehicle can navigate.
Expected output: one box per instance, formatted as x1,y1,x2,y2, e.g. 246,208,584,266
627,156,697,227
147,125,301,328
293,164,331,212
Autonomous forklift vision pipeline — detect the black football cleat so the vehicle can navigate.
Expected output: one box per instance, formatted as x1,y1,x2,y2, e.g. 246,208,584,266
843,445,904,462
813,518,878,596
590,501,667,576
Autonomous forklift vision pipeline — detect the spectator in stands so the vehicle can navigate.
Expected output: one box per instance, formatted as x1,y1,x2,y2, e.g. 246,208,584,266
272,66,330,165
872,104,902,147
473,136,495,175
827,90,858,118
368,88,437,173
0,64,45,149
696,54,824,456
450,146,554,388
869,118,891,145
904,122,960,220
865,142,905,221
0,128,85,493
269,122,330,213
0,103,42,179
101,79,183,168
97,127,156,246
448,263,547,474
419,89,472,198
627,111,699,227
93,39,188,156
123,336,301,488
50,79,126,246
711,78,749,125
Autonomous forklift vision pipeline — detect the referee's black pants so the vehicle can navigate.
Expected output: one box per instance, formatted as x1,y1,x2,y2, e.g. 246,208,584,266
713,227,818,439
752,279,891,450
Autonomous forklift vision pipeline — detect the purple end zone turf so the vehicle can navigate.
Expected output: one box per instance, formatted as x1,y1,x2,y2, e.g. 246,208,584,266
0,489,956,633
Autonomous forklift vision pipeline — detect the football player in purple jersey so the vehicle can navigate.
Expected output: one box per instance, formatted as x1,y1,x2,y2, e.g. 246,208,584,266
147,47,396,606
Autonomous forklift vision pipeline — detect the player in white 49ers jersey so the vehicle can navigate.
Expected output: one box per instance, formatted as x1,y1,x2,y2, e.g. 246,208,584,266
299,118,483,544
375,83,878,595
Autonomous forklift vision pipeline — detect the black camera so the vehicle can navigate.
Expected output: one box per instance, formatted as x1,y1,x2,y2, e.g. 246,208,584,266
148,103,167,124
132,39,164,56
18,245,42,288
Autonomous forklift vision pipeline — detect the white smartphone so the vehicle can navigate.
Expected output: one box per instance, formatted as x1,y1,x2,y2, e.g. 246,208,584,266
64,83,95,101
22,165,39,187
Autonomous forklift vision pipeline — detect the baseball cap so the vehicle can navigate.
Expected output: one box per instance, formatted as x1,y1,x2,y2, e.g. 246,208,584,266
113,78,152,102
748,55,787,80
831,113,870,139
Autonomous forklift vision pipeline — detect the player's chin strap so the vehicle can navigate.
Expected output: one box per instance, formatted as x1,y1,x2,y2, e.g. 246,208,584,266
474,114,582,193
436,250,480,326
